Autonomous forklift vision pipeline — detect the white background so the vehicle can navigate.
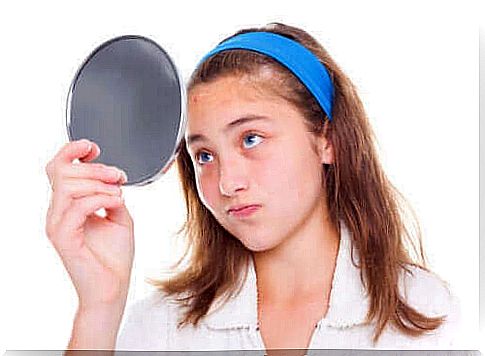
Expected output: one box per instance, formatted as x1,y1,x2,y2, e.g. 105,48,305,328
0,0,480,353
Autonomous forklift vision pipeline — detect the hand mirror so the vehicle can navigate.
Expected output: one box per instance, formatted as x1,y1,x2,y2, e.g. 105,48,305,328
66,35,186,186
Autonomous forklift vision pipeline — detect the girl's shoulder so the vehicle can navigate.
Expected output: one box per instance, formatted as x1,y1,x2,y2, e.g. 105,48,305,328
396,264,464,347
116,289,181,350
399,264,459,317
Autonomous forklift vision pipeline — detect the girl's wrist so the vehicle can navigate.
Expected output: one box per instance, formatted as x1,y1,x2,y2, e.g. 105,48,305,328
68,302,126,350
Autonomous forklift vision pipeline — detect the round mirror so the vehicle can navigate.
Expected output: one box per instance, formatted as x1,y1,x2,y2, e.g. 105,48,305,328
66,35,186,186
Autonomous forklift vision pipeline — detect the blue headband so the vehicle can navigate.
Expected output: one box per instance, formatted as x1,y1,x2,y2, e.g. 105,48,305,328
199,31,334,121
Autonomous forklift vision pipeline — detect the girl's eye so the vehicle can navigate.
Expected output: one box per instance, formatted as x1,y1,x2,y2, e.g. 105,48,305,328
195,151,214,165
243,133,263,149
194,134,263,166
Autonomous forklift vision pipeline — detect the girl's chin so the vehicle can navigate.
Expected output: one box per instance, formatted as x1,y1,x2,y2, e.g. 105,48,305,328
238,236,279,253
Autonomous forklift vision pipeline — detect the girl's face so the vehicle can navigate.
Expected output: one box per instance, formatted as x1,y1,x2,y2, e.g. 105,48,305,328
186,75,332,252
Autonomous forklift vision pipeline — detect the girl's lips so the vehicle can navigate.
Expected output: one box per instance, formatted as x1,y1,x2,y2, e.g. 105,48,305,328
228,205,261,218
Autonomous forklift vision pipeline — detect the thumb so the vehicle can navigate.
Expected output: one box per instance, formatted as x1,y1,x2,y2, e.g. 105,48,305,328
106,199,133,228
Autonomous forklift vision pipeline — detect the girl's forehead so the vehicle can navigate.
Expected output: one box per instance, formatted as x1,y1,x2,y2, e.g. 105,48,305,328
190,81,263,115
188,76,271,105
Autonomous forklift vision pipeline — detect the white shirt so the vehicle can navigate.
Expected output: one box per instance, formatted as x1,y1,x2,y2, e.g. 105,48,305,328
116,224,462,351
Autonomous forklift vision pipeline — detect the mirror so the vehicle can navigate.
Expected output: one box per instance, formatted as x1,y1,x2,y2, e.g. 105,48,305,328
66,35,186,186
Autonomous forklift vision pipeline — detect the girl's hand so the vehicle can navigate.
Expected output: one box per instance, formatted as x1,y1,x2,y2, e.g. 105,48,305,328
45,139,134,310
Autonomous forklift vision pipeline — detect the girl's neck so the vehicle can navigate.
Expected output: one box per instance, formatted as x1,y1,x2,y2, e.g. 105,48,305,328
252,205,340,307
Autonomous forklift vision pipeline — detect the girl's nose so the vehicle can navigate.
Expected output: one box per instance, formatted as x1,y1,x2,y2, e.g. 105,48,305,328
218,156,249,197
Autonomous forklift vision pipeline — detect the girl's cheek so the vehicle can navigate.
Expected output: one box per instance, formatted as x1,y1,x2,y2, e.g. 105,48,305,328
258,150,286,182
195,169,219,209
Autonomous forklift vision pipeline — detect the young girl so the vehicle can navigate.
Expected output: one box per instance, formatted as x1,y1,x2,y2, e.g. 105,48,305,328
45,23,460,353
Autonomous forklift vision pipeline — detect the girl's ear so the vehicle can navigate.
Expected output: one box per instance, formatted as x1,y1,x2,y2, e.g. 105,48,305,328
318,135,334,165
316,122,334,164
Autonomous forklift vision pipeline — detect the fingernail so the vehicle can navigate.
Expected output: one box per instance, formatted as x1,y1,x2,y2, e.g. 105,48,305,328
120,170,128,184
107,167,121,180
82,139,92,152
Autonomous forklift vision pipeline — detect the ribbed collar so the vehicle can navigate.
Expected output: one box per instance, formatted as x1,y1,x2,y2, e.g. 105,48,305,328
202,223,370,330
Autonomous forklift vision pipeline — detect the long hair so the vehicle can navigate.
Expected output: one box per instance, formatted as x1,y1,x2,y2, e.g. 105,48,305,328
148,22,444,344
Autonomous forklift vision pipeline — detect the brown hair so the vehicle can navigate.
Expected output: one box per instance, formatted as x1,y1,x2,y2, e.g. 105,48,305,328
148,22,445,344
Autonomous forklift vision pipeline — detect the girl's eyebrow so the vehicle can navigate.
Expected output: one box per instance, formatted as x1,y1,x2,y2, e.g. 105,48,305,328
186,115,271,147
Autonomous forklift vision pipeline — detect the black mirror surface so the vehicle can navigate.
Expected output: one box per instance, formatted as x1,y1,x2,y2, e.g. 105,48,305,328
66,35,186,186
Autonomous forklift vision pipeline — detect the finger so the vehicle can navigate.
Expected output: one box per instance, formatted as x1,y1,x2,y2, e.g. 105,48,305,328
79,140,101,163
46,139,96,186
56,194,125,247
48,178,123,228
61,162,127,185
64,177,123,198
58,139,97,165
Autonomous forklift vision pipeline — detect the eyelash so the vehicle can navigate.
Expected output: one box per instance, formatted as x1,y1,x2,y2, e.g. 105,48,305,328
194,132,264,166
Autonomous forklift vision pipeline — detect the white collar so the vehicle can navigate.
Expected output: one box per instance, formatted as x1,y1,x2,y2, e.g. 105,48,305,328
202,224,370,330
